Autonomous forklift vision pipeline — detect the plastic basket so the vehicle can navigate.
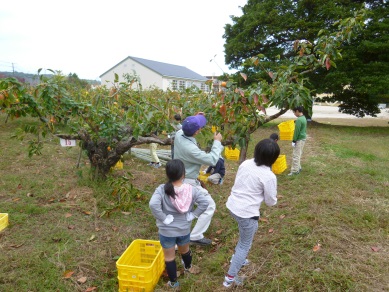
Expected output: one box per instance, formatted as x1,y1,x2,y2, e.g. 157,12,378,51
116,239,164,292
0,213,9,232
278,120,295,141
225,147,240,161
272,155,287,174
111,160,124,170
198,172,210,183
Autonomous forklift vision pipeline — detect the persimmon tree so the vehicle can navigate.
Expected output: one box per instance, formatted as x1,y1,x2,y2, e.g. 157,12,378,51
0,9,366,174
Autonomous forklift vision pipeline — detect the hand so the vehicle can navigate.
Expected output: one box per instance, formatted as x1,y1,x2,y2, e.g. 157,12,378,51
292,142,296,147
163,214,174,225
214,132,222,142
186,212,196,221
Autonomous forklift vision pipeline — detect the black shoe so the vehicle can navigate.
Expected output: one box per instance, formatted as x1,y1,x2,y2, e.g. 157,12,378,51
190,237,212,246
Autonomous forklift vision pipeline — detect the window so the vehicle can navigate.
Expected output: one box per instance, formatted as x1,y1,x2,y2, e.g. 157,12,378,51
171,80,177,90
179,80,185,90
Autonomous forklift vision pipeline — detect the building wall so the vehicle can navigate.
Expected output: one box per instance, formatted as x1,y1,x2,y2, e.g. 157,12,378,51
100,58,163,89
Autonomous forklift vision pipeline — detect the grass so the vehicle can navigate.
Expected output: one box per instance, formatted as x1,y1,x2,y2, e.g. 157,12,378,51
1,114,389,291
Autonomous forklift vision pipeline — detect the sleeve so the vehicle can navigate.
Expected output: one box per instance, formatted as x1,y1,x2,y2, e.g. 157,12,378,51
185,140,224,167
149,187,168,222
191,188,209,218
293,119,301,142
263,176,278,207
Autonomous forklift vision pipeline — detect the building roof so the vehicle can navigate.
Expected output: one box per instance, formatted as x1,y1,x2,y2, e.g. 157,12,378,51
100,56,207,81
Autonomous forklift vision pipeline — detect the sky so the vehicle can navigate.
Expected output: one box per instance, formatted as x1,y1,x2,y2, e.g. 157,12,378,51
0,0,247,81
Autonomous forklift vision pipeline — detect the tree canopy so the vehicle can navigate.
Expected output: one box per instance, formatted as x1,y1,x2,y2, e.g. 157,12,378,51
223,0,389,117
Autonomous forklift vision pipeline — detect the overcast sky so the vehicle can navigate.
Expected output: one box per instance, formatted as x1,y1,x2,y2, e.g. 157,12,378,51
0,0,247,80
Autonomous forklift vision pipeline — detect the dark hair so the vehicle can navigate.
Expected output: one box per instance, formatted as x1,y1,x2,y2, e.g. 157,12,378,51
164,159,185,198
269,133,279,141
174,114,182,121
254,139,280,167
293,105,304,113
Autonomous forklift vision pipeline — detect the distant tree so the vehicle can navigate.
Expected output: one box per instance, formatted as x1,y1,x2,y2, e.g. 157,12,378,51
223,0,389,117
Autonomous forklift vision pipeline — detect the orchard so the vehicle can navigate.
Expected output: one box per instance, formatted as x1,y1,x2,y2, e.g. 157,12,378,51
0,9,366,179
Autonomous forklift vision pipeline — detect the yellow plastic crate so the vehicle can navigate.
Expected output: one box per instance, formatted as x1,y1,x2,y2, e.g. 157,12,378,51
116,239,164,292
278,120,295,141
111,160,124,170
272,155,287,174
0,213,9,232
198,172,210,183
225,147,240,161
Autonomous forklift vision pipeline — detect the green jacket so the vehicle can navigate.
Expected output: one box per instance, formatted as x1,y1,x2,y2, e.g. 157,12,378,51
293,115,307,142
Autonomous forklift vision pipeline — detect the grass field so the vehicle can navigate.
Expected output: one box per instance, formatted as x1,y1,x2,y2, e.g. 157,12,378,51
0,114,388,292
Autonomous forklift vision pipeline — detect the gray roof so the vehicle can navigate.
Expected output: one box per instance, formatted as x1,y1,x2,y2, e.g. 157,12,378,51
100,56,207,81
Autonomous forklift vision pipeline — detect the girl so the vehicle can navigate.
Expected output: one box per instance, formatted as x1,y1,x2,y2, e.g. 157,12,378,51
149,159,209,289
223,139,280,288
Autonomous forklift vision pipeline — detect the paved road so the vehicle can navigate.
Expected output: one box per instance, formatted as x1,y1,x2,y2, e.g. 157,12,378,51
266,105,389,126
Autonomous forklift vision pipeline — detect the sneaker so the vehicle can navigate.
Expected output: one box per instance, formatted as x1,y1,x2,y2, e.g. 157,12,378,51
184,264,201,274
223,275,243,288
230,254,250,266
167,281,180,290
153,162,162,168
287,171,300,176
147,162,155,166
190,237,212,246
219,178,224,185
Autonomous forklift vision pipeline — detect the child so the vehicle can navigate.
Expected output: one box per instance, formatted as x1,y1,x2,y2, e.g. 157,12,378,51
169,114,182,159
148,131,162,168
288,105,307,175
269,133,279,142
149,159,209,289
223,139,280,288
205,157,225,185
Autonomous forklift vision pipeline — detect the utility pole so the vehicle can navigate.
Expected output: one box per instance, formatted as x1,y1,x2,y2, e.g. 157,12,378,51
12,63,15,75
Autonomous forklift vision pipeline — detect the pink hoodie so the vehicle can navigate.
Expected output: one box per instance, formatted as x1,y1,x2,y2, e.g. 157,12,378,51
170,184,193,213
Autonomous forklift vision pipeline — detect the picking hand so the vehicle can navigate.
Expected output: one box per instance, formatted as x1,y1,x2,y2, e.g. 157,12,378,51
214,132,222,142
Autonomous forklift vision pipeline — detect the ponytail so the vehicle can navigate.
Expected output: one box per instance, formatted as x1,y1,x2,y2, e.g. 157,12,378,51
164,159,185,199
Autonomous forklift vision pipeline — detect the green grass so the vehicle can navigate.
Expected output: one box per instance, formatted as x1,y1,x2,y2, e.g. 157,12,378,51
1,115,389,291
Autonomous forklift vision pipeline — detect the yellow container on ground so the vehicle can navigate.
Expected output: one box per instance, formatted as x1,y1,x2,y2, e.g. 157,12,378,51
198,172,210,183
0,213,9,232
225,147,240,161
112,160,124,170
116,239,164,292
278,120,295,141
272,155,287,174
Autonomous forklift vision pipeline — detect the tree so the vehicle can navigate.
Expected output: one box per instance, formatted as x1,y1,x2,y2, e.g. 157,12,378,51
223,0,388,117
0,9,366,173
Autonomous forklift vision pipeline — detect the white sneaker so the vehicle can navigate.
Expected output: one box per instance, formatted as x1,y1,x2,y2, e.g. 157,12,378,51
223,275,243,287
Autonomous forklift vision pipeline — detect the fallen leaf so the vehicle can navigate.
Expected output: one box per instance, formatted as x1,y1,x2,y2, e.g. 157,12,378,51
259,218,268,223
52,237,62,243
88,234,96,241
59,198,67,202
214,238,219,242
313,244,321,252
216,229,223,235
121,212,130,216
279,214,286,219
83,211,91,215
77,276,87,284
10,243,24,248
268,228,274,233
85,287,97,292
68,225,75,230
371,246,380,252
63,270,75,279
48,198,55,203
12,198,20,202
65,213,72,218
112,226,118,231
26,193,34,197
17,184,22,189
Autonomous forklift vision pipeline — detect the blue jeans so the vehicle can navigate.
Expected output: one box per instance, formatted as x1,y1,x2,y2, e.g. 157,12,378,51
159,233,190,249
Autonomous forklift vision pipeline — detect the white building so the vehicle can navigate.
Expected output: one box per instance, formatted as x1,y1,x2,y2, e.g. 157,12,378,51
100,56,209,91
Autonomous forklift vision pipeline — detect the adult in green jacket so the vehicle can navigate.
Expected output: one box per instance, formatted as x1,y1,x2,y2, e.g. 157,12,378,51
289,106,307,175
